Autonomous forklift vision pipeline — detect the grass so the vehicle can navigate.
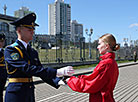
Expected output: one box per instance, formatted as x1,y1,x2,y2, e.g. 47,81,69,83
73,64,98,69
116,60,133,63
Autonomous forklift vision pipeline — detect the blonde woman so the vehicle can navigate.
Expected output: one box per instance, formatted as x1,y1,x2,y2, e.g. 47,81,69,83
66,34,120,102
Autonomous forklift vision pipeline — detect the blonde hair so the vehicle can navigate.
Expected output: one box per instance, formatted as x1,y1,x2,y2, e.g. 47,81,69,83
99,33,120,51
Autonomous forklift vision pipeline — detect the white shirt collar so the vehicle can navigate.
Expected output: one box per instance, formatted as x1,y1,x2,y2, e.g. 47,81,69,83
18,39,28,49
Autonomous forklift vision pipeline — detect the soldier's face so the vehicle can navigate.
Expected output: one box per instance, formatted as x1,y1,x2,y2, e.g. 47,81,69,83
18,27,34,43
0,40,5,48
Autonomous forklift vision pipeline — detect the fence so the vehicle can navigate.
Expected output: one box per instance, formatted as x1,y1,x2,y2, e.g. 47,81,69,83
36,41,138,65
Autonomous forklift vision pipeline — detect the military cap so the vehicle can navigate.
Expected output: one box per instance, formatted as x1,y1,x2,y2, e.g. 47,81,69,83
0,32,5,41
10,13,39,29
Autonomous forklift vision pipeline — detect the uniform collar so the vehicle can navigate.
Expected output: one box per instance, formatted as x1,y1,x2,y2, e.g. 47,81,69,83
100,52,115,60
18,39,28,49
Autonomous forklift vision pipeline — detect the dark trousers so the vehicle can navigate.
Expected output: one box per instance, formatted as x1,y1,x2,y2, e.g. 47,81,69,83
5,84,35,102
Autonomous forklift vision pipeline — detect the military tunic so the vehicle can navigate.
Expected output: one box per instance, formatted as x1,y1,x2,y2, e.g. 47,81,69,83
0,48,7,102
4,40,60,102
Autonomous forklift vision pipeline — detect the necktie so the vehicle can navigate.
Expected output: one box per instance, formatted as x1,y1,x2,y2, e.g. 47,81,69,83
1,48,4,53
27,45,30,55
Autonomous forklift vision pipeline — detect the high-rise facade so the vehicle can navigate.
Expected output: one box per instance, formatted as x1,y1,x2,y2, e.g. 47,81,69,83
48,0,71,36
71,20,83,42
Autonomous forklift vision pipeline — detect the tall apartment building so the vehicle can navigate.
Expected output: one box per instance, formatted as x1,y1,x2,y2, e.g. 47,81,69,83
14,7,32,18
48,0,71,37
71,20,83,42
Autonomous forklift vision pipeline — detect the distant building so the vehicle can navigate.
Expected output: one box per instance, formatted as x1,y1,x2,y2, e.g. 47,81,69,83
0,13,47,48
14,7,33,18
71,20,83,43
0,13,18,45
34,34,51,49
48,0,71,38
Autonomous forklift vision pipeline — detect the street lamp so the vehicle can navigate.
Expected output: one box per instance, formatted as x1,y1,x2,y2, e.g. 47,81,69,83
60,32,63,63
55,33,62,63
85,28,93,59
55,34,58,62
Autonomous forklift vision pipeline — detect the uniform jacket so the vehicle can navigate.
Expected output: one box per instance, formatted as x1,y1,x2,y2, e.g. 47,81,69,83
0,48,6,75
0,48,7,102
67,52,119,102
4,40,60,102
0,48,6,70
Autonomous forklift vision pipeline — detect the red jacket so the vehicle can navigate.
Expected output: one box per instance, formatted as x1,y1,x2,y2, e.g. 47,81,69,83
67,52,119,102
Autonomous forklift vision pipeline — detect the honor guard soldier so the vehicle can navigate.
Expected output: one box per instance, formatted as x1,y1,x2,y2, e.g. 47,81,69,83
0,32,7,102
4,13,74,102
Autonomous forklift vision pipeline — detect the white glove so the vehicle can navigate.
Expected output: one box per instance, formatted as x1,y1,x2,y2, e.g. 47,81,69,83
57,66,74,77
66,78,70,83
58,80,66,85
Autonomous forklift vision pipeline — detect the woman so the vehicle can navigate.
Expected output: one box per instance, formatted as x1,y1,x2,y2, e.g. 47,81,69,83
66,33,120,102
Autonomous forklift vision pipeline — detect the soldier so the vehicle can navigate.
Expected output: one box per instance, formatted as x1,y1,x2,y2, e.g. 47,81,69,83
0,32,7,102
4,13,74,102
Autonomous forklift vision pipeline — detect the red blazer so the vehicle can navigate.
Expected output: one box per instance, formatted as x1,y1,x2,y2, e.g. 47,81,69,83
67,52,119,102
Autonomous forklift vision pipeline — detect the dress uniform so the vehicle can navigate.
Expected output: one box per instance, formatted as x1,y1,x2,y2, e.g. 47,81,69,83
0,33,7,102
4,13,74,102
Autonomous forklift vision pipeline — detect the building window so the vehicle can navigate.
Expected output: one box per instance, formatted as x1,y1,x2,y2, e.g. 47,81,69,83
0,22,9,32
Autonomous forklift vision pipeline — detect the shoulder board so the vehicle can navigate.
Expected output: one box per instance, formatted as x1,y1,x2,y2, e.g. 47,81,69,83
10,42,19,47
10,43,23,58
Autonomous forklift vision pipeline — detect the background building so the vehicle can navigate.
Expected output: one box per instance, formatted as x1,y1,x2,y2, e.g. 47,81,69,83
0,13,18,45
48,0,71,37
14,7,32,18
71,20,83,43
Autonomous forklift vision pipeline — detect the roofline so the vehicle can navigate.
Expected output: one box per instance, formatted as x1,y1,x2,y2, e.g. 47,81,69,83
0,13,18,21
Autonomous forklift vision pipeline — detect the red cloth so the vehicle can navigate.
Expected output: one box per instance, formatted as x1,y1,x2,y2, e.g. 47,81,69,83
67,52,119,102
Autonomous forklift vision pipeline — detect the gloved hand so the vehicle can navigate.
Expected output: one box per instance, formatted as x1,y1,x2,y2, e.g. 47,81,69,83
57,66,74,77
58,80,66,85
58,77,70,85
65,78,70,83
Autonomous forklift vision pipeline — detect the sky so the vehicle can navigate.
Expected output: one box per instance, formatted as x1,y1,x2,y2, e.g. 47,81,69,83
0,0,138,46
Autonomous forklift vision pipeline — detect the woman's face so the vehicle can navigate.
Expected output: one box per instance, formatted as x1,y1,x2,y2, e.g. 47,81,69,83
97,39,108,55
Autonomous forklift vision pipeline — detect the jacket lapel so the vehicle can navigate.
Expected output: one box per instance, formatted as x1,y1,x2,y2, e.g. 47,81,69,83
16,40,31,59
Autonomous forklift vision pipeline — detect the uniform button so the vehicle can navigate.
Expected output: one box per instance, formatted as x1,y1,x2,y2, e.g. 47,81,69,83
30,86,32,88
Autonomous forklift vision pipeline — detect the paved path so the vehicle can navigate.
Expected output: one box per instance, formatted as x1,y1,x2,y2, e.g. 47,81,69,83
114,64,138,102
